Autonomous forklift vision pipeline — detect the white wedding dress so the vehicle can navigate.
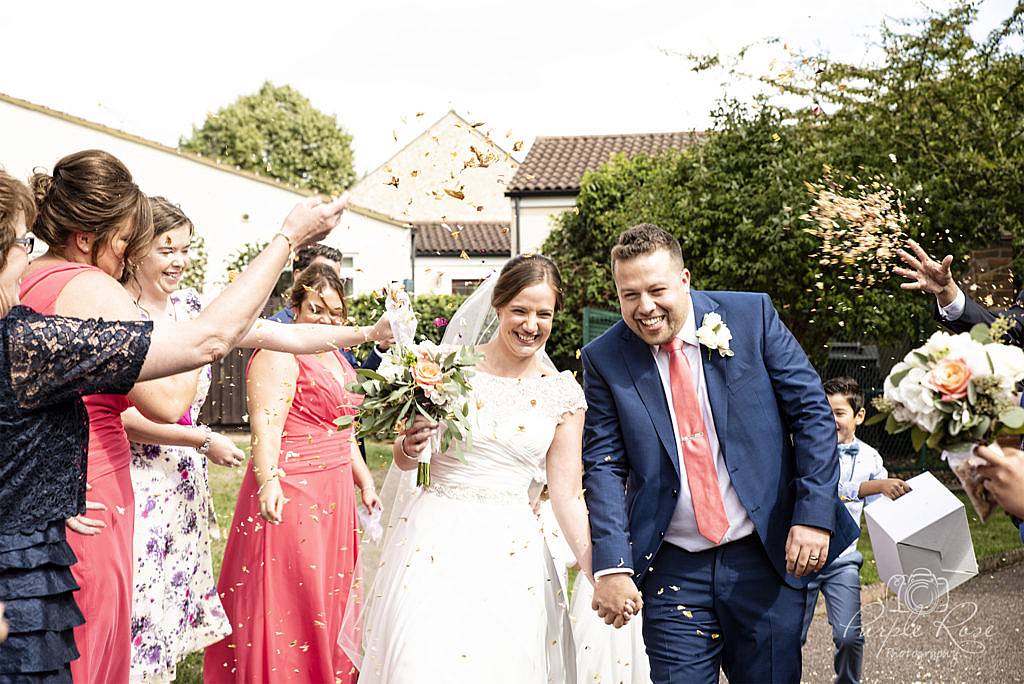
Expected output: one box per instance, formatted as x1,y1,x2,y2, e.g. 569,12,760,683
357,370,585,683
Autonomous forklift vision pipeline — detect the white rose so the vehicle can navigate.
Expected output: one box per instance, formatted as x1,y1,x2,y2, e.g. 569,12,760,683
703,312,723,328
984,343,1024,382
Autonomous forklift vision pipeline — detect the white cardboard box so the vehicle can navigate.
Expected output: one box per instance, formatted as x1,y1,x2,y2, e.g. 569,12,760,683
864,471,978,607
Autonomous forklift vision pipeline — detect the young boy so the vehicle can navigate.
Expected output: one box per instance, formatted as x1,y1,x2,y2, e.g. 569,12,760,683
801,376,910,684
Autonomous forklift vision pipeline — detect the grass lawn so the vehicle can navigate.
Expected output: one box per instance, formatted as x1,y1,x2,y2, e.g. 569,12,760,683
174,447,1021,682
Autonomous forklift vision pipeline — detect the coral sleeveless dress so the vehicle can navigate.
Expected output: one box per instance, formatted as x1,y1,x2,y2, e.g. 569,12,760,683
20,263,137,684
204,351,362,683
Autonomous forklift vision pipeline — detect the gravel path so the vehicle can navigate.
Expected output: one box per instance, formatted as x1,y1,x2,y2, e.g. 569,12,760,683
801,562,1024,683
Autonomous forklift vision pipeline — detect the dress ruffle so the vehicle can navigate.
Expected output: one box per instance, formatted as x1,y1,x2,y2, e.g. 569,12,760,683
0,521,81,681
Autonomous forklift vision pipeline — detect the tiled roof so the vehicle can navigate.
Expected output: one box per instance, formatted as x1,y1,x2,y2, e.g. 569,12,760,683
414,221,511,257
506,131,705,195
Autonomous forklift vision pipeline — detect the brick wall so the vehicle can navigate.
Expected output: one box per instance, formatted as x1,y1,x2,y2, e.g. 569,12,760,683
961,234,1016,309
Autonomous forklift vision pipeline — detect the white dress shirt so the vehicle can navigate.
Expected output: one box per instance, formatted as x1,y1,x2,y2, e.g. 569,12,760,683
937,287,966,321
655,300,755,552
593,301,756,579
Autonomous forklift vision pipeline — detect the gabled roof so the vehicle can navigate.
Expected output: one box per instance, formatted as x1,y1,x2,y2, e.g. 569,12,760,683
413,221,511,257
0,91,315,196
348,111,518,224
506,131,705,196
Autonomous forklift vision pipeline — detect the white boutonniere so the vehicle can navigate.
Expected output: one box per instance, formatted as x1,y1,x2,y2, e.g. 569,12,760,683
695,312,734,359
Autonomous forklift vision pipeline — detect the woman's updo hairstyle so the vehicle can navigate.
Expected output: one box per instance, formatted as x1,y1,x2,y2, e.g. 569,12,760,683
491,253,564,312
30,150,153,272
288,262,349,321
0,169,36,272
149,196,194,240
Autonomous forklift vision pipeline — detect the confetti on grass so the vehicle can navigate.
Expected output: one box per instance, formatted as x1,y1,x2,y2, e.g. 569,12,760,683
800,165,907,289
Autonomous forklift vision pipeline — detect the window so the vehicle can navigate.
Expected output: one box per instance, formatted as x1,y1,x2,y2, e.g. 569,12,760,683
451,279,483,296
339,255,356,296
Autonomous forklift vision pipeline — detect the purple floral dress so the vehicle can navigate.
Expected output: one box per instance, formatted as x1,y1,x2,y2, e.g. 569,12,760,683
128,289,229,681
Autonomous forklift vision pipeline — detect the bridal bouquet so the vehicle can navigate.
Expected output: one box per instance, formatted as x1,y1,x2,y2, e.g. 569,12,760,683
334,285,481,486
868,320,1024,520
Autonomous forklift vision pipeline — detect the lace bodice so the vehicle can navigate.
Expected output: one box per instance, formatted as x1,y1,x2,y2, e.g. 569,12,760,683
0,306,152,533
428,370,586,496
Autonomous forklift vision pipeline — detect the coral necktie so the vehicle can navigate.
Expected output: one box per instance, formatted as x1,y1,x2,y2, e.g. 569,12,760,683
666,337,730,544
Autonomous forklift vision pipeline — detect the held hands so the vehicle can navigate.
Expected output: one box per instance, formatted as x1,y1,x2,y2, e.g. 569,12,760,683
280,192,350,248
592,573,643,628
894,239,959,307
973,445,1024,518
785,524,830,577
66,483,107,536
205,432,245,468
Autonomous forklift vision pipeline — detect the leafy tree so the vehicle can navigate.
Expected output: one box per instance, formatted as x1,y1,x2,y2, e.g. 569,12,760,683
543,1,1024,372
181,234,207,292
181,82,356,194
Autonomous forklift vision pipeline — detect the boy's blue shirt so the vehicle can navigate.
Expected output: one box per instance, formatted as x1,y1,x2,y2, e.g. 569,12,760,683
836,437,887,557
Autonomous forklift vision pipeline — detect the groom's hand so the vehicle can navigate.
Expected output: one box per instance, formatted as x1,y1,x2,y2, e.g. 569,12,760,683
592,573,643,628
785,524,830,577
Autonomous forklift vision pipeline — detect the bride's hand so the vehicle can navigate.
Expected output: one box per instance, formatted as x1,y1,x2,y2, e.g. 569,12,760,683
400,416,438,457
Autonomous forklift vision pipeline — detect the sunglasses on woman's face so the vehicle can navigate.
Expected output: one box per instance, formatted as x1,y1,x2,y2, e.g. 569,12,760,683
14,234,35,253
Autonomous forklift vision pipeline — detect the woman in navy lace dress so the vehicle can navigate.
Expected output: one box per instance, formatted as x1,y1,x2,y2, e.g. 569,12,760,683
0,169,350,682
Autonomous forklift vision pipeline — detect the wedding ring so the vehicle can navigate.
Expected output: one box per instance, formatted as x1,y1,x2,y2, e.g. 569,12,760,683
809,555,819,561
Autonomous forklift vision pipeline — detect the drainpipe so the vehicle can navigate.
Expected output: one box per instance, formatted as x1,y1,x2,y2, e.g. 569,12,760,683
409,226,417,293
513,196,521,255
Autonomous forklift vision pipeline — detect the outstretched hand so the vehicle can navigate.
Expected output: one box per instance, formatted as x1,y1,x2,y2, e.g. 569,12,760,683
894,239,958,306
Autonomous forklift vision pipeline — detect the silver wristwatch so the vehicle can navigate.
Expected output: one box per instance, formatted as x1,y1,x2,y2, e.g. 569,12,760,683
197,424,213,455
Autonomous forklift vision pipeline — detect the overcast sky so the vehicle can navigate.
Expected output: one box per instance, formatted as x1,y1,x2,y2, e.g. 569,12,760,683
0,1,1014,175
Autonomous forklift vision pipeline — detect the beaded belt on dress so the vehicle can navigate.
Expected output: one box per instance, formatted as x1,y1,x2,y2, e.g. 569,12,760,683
424,482,526,504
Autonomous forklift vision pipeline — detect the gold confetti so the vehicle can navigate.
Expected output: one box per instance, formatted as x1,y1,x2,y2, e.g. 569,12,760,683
445,187,466,200
513,140,524,152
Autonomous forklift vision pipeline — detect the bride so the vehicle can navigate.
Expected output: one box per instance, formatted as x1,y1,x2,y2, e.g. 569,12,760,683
355,255,604,683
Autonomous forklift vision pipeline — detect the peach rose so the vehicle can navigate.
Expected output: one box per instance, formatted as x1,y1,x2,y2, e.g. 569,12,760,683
413,359,443,387
929,357,972,401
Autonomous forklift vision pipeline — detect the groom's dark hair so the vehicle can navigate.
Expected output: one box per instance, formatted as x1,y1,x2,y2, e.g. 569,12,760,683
611,223,683,272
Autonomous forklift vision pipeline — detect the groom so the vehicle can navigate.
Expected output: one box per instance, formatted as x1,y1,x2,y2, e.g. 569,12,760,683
581,224,860,682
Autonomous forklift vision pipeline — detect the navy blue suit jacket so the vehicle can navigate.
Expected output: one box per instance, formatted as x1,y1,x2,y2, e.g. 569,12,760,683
581,290,860,589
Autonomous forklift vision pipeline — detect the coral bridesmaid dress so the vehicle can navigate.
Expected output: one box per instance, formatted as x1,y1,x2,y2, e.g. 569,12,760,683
204,351,362,683
20,263,137,684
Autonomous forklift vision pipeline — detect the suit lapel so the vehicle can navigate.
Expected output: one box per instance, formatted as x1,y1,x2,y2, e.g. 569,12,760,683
619,326,680,477
690,291,730,456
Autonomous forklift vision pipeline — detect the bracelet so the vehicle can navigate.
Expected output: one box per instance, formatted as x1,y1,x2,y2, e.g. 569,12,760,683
361,325,372,344
398,435,414,460
272,231,295,252
196,425,213,455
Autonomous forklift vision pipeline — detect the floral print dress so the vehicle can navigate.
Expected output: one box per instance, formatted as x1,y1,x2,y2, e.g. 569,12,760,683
128,289,230,682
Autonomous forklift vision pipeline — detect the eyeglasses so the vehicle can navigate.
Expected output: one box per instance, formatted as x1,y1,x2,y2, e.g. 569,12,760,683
14,234,35,254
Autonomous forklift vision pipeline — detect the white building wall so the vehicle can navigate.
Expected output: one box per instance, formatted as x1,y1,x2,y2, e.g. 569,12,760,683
321,210,412,294
512,194,577,255
0,98,407,295
415,255,507,295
